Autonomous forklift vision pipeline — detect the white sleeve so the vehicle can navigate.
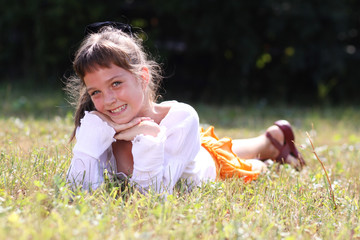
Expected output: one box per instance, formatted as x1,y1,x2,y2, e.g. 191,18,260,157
66,112,116,191
130,104,200,193
130,126,167,192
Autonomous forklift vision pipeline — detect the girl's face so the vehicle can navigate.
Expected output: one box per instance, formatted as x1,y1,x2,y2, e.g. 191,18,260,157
84,64,148,124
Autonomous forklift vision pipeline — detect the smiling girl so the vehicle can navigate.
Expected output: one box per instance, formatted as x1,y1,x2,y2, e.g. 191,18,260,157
66,22,305,193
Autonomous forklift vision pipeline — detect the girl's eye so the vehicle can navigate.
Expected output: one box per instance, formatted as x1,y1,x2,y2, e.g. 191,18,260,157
112,81,122,87
90,90,100,96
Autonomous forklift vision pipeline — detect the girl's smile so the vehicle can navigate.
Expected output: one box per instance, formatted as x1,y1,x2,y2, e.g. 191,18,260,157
110,104,127,114
84,64,149,124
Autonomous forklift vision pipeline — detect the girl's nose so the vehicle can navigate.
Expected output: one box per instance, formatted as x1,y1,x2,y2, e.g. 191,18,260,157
104,90,116,104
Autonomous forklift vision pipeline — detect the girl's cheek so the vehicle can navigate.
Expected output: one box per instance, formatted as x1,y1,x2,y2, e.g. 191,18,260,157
92,99,103,111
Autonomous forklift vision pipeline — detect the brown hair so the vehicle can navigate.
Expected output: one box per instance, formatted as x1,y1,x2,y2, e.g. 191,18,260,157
65,26,163,140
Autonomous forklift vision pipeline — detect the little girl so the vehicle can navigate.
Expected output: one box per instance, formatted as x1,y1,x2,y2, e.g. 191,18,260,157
66,22,305,193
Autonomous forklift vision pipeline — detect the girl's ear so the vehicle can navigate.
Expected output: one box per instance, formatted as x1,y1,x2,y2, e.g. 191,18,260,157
141,67,150,89
141,67,150,82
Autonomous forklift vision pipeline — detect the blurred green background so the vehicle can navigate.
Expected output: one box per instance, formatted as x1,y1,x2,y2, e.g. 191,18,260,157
1,0,359,105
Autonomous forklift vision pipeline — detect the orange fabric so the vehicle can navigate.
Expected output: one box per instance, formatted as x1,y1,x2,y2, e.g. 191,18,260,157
200,126,260,183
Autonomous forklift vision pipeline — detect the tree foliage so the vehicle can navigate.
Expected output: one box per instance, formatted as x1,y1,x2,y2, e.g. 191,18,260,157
1,0,359,103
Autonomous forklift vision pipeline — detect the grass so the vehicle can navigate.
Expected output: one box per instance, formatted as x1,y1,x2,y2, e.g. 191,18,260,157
1,89,360,239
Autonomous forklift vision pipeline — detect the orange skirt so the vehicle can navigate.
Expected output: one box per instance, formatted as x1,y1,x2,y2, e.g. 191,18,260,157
200,126,260,183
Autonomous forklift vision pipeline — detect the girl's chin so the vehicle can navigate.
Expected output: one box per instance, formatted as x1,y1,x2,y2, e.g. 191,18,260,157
110,116,132,125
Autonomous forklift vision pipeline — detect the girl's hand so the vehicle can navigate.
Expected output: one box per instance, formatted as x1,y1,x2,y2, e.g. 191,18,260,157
90,111,149,130
90,111,159,141
114,120,161,141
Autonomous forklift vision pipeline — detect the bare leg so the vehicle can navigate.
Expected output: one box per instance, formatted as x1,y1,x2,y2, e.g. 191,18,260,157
232,126,280,160
232,125,300,168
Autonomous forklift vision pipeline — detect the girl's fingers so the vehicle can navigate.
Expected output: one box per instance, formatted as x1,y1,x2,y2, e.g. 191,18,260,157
114,119,160,141
113,117,153,133
139,117,153,122
89,111,154,133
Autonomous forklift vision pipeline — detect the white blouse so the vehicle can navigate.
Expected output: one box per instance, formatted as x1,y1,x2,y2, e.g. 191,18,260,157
66,101,216,193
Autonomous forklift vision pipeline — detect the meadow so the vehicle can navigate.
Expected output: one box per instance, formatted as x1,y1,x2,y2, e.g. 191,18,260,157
1,89,360,239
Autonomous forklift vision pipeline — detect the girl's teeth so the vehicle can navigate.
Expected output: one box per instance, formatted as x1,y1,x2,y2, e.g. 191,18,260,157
111,105,126,113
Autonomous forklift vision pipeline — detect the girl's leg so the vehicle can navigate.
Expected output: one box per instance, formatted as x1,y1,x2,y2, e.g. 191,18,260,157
232,125,301,168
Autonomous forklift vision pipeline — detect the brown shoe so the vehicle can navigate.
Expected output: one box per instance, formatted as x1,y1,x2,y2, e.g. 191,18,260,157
266,120,306,170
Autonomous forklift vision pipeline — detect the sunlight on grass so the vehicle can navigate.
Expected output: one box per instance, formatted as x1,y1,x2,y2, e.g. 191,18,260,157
1,91,360,239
